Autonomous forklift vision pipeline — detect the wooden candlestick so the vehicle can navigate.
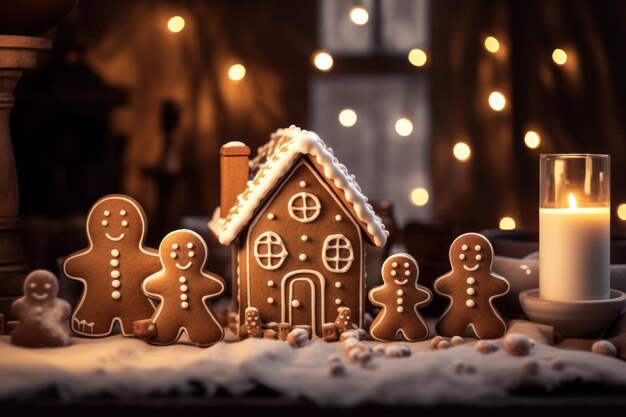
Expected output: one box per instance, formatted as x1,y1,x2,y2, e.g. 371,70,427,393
0,35,51,323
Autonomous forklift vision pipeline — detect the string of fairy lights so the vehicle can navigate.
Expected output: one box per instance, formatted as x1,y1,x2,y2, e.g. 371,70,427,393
165,9,626,226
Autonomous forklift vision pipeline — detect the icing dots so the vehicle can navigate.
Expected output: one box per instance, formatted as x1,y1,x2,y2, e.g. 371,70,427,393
170,252,177,259
301,235,309,242
475,254,482,261
188,251,195,258
335,282,342,288
299,254,308,261
467,277,476,285
467,288,476,295
267,213,275,220
392,262,398,268
121,220,129,227
172,244,179,250
267,297,274,304
459,254,466,260
120,210,127,216
466,300,476,308
111,270,120,278
291,300,300,308
335,298,342,305
299,181,307,187
403,262,410,268
267,280,274,287
404,270,411,276
179,276,186,283
391,270,397,276
180,285,188,292
461,244,468,251
397,289,404,296
180,294,188,301
335,214,342,221
101,220,108,226
111,249,120,257
111,291,121,300
397,306,404,313
112,280,121,288
475,245,481,251
103,210,111,217
181,301,189,309
110,259,119,267
396,298,404,305
187,242,194,249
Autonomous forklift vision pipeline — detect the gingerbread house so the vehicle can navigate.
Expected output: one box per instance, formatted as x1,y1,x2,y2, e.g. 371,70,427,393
210,126,388,337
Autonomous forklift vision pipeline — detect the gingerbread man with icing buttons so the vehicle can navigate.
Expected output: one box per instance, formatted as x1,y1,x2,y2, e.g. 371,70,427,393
64,194,161,337
142,229,225,347
434,233,510,339
368,253,432,342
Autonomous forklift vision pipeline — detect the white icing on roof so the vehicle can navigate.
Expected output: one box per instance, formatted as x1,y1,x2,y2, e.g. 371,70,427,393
210,125,388,247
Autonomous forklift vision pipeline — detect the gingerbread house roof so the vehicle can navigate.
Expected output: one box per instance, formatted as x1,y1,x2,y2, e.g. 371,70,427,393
210,125,388,247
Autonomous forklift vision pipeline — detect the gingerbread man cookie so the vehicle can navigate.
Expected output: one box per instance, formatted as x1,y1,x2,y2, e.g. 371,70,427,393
434,233,510,339
142,229,225,347
63,194,161,337
368,253,432,341
11,270,72,348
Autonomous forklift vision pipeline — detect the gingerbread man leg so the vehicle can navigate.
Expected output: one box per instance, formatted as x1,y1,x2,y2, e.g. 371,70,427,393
370,315,401,341
150,318,182,345
471,312,506,339
185,320,223,347
399,321,429,341
435,310,469,337
119,307,155,336
71,307,115,336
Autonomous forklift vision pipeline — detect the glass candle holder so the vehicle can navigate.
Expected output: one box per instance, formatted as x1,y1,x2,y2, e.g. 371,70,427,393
539,154,610,301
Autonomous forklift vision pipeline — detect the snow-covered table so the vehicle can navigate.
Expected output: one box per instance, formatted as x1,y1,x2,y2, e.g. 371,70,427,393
2,331,626,409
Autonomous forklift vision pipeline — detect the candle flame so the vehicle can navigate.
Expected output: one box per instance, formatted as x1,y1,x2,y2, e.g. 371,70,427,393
568,193,577,209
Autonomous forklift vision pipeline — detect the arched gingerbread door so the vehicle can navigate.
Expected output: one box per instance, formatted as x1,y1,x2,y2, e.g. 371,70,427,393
281,270,325,335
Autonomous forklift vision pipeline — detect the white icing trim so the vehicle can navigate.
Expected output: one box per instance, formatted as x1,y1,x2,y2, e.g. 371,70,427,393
253,231,287,270
63,195,158,337
322,234,354,273
287,192,321,223
142,229,225,347
210,126,388,247
433,233,510,339
280,270,326,331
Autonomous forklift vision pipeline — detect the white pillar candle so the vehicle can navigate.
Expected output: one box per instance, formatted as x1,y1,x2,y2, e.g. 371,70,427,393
539,195,610,301
539,154,610,302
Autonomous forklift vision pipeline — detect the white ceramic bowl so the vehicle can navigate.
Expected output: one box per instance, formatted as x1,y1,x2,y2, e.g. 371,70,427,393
519,289,626,338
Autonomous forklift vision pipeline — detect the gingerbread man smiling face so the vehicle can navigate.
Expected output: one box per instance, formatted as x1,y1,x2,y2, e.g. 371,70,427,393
64,194,161,337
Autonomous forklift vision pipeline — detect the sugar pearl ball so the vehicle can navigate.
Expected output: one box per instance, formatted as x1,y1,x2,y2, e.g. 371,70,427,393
475,340,498,354
340,330,360,342
451,336,465,346
385,345,405,358
437,340,451,350
430,336,444,350
357,350,373,367
503,333,532,356
373,344,387,356
453,360,465,374
591,340,617,357
398,345,411,357
522,359,540,376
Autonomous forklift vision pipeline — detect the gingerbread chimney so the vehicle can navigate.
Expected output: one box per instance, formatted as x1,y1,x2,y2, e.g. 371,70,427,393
220,141,251,218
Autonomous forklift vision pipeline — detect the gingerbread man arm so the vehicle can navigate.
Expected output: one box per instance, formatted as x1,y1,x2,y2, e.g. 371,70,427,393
490,272,510,296
413,285,433,307
10,297,26,321
56,299,72,322
63,249,94,282
142,271,167,299
199,271,226,299
434,272,454,296
368,284,391,308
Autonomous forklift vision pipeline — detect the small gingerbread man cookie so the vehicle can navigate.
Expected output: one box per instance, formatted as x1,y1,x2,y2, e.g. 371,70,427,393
64,194,161,337
368,253,432,342
142,229,225,347
11,270,71,348
434,233,510,339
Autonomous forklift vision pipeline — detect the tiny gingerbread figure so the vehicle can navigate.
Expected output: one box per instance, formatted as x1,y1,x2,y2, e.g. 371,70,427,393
368,254,432,342
11,270,71,348
434,233,510,339
64,194,161,337
142,229,225,347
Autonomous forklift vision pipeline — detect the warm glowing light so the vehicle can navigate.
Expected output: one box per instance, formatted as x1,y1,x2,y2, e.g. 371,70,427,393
499,217,516,230
488,91,506,111
167,16,185,33
484,36,500,53
349,6,369,25
228,64,246,81
453,142,471,161
524,131,541,149
313,51,334,71
569,193,577,209
618,203,626,221
408,48,428,67
395,118,413,136
410,188,429,206
552,48,568,65
338,109,357,127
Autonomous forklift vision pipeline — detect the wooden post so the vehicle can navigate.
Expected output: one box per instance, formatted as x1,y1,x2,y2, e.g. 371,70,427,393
0,35,51,322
